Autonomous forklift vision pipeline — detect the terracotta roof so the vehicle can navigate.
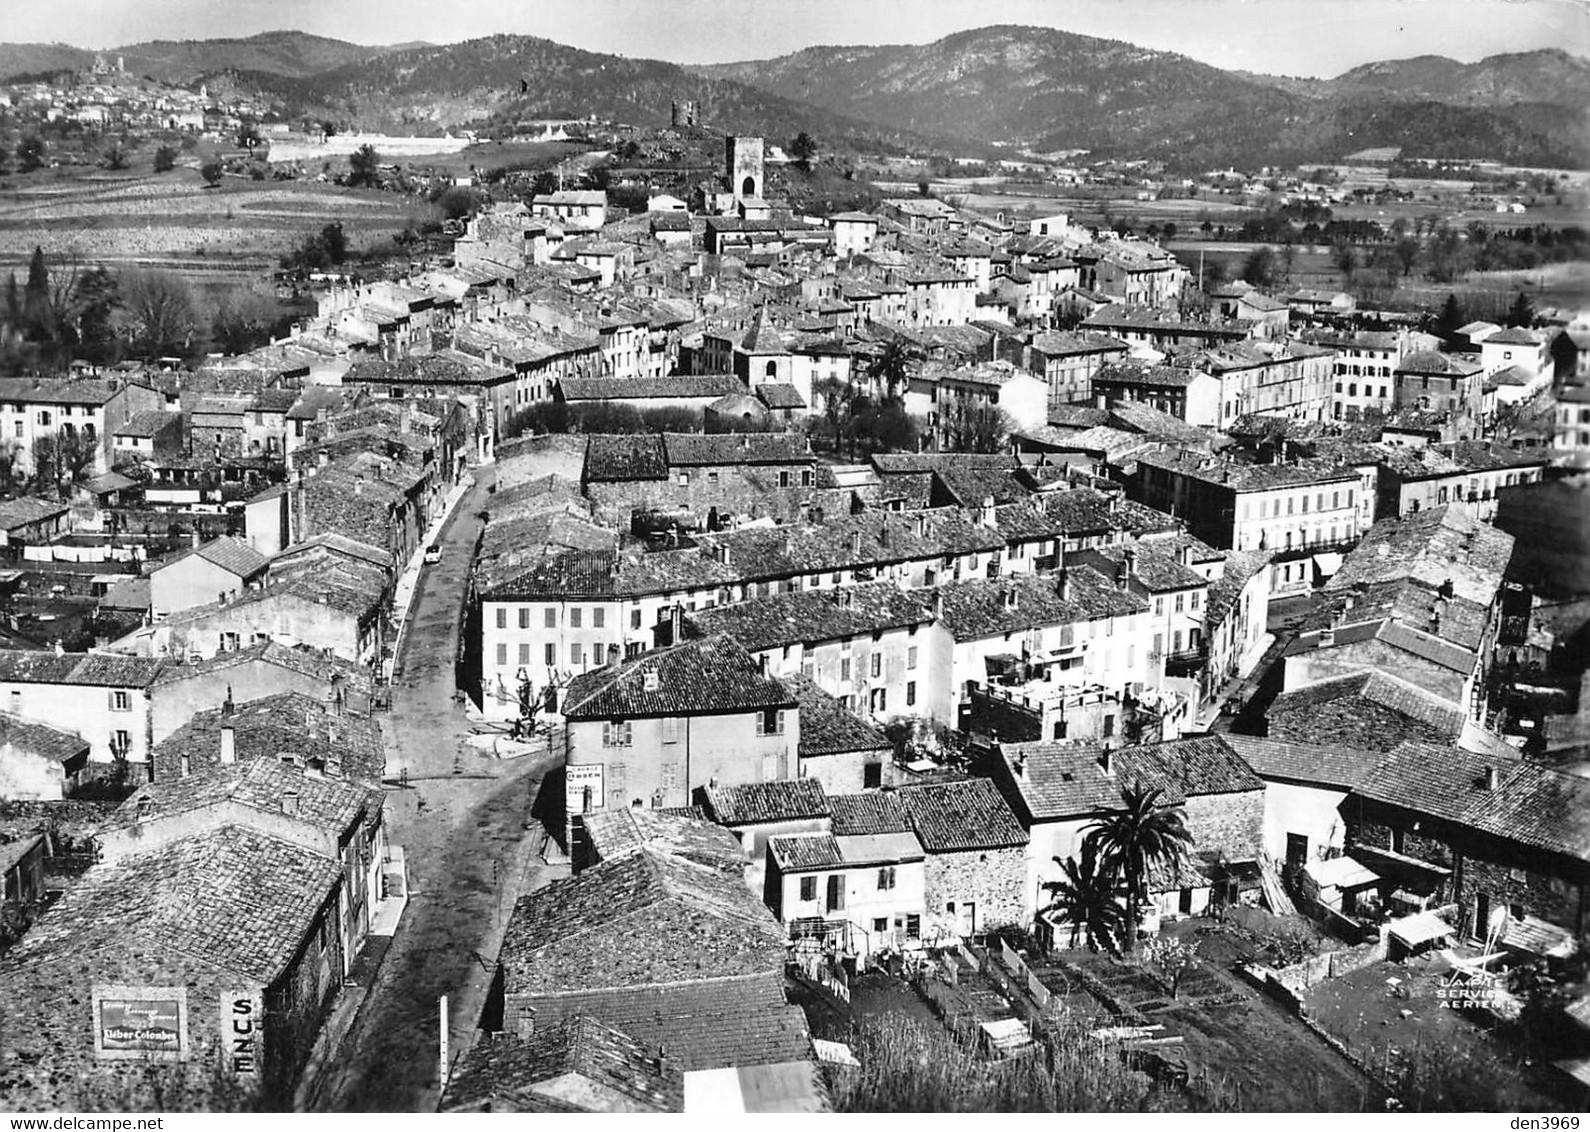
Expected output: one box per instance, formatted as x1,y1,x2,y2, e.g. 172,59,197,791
662,433,811,467
3,823,341,986
579,808,746,873
559,375,744,401
0,714,90,766
828,792,912,837
687,582,931,652
152,691,384,784
0,496,68,531
102,756,379,839
156,535,270,581
786,675,892,761
499,849,787,996
443,1016,684,1113
898,778,1027,852
1267,671,1463,751
521,973,814,1074
0,650,163,688
563,635,794,720
1222,734,1382,791
706,778,830,825
768,831,844,872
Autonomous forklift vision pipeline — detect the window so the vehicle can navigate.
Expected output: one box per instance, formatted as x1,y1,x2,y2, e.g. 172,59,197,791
778,470,791,488
518,644,530,665
906,914,921,938
1174,593,1185,613
109,690,130,712
593,607,605,629
906,681,917,706
800,876,817,901
840,658,851,681
543,608,556,628
871,653,882,679
864,762,883,788
907,646,918,670
870,688,887,714
545,643,556,666
602,720,633,748
571,644,584,667
707,471,719,485
631,609,642,630
756,708,785,736
518,608,530,629
663,717,681,745
877,866,897,891
874,917,889,935
1153,632,1164,655
1190,591,1200,610
1154,597,1164,616
495,607,507,629
496,643,508,665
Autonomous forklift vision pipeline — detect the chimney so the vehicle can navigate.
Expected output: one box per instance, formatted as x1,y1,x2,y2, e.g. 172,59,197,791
1117,548,1136,591
1013,750,1027,779
643,669,661,692
222,685,235,716
851,530,862,555
1100,747,1115,776
931,591,944,620
136,795,154,821
656,1044,669,1076
326,757,343,778
1180,543,1194,567
1058,565,1072,603
758,653,768,675
354,475,365,496
282,790,300,816
1003,586,1018,611
1482,766,1499,790
219,724,236,764
1319,627,1335,648
670,603,684,645
179,753,191,778
980,496,998,528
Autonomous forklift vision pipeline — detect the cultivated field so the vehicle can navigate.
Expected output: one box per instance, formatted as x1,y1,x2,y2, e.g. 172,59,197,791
0,167,419,274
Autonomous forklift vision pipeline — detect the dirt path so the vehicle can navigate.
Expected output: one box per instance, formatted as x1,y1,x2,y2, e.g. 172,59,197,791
301,470,569,1112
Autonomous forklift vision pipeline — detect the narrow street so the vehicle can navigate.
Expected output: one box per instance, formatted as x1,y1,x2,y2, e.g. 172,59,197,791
301,468,569,1113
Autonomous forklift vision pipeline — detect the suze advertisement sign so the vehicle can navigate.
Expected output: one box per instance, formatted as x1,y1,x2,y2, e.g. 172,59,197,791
92,985,188,1061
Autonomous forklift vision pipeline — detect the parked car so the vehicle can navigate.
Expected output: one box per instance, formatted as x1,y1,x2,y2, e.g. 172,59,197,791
424,545,443,564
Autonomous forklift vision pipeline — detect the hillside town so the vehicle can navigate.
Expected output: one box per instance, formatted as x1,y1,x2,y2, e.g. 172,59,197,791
0,97,1586,1118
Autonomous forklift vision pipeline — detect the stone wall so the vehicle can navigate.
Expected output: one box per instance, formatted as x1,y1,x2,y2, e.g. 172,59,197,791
1184,788,1265,862
922,844,1026,939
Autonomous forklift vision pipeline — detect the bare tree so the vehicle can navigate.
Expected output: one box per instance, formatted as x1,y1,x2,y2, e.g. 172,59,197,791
117,269,197,360
938,397,1011,453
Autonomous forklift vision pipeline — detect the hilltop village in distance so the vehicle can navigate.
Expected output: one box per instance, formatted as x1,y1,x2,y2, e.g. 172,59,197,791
0,22,1586,1117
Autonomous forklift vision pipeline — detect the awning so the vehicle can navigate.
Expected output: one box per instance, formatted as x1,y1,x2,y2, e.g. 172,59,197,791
1502,914,1578,959
1388,911,1454,949
1304,855,1381,890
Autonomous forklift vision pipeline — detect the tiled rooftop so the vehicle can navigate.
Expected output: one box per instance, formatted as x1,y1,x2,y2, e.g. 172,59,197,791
786,676,893,761
897,778,1027,853
706,778,830,825
562,635,793,720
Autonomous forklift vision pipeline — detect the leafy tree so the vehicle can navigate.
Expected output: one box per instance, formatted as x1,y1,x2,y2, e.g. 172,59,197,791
1434,294,1465,344
916,177,930,197
0,143,10,176
1082,784,1194,953
153,144,178,173
1331,240,1359,286
16,135,45,173
432,185,478,221
0,441,22,491
529,169,558,197
75,267,121,365
854,396,919,454
788,131,818,173
117,269,198,360
347,144,380,188
100,141,128,171
319,222,348,265
1042,840,1130,955
1240,245,1278,289
1393,235,1422,276
200,159,224,187
815,375,860,454
1506,290,1535,328
31,429,98,495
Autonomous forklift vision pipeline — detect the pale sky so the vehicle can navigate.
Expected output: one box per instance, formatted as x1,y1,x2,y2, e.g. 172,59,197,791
4,0,1587,78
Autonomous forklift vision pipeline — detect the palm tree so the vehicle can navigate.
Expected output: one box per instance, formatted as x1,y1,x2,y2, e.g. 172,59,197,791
1042,839,1130,955
866,337,918,401
1083,783,1194,952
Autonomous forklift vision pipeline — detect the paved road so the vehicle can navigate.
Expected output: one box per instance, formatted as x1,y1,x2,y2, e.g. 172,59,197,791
302,468,568,1112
